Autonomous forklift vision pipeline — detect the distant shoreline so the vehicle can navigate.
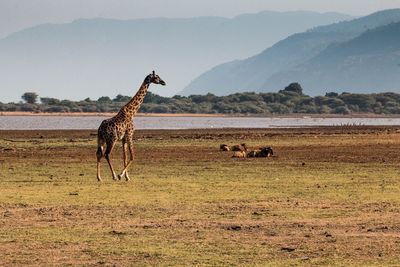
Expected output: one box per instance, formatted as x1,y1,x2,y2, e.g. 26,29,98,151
0,112,226,117
1,111,400,118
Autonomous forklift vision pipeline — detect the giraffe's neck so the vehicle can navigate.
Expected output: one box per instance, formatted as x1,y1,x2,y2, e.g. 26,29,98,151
121,81,150,118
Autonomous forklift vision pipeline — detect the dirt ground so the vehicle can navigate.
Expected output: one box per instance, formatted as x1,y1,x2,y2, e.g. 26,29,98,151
0,126,400,266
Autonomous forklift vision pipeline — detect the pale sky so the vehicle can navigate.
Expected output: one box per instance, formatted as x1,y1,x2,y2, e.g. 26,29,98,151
1,0,400,38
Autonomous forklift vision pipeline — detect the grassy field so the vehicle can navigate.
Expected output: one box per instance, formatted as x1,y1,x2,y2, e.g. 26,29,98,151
0,127,400,266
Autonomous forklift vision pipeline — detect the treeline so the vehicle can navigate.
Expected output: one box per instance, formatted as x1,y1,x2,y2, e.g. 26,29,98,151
2,83,400,115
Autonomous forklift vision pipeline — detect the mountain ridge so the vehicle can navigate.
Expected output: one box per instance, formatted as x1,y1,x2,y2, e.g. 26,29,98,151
181,9,400,96
265,21,400,95
0,10,352,102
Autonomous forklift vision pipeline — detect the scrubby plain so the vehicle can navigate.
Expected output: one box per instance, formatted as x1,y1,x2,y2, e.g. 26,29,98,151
0,127,400,266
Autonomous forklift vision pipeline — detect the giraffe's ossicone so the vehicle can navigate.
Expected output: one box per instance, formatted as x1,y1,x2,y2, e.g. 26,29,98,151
96,71,166,181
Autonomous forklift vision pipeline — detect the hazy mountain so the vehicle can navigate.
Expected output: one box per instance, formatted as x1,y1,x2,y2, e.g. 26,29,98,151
0,11,352,102
266,21,400,95
181,9,400,96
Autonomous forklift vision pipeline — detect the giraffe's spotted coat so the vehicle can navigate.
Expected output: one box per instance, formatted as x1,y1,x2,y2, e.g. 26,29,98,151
96,71,166,181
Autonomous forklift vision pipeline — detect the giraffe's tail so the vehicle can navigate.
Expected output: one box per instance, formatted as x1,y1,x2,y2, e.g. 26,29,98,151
96,131,106,158
96,146,104,158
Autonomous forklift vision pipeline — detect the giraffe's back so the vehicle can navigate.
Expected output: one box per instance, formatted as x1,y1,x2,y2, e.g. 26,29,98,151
98,116,133,142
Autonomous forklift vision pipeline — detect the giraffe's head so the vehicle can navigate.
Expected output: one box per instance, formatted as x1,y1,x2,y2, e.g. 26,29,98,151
145,71,166,86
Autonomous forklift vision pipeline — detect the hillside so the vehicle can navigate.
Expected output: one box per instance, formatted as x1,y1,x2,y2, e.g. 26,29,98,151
0,11,352,103
265,22,400,95
181,9,400,96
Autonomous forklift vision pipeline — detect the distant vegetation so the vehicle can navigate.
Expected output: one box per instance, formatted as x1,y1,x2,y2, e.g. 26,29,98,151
2,83,400,115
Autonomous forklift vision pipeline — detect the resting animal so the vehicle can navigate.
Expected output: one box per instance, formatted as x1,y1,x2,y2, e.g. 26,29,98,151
231,143,248,152
247,147,274,158
259,146,274,157
232,150,247,158
220,144,230,151
231,143,249,158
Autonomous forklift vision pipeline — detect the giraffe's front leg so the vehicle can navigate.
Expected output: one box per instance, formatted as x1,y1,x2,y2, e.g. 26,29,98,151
119,141,131,181
119,140,134,181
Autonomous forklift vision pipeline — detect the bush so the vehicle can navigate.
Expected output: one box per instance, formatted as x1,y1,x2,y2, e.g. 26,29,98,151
98,96,112,102
334,106,351,115
141,104,171,113
2,82,400,115
40,97,60,105
340,94,375,112
20,103,39,112
44,106,70,112
325,92,339,97
113,94,131,102
268,103,291,114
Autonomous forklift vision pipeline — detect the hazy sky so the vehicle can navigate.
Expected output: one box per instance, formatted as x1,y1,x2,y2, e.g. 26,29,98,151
1,0,400,38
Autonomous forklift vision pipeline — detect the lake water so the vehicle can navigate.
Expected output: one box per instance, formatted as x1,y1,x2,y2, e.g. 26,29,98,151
1,115,400,130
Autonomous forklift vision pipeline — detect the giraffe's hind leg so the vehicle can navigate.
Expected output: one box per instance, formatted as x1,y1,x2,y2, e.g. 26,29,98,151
105,141,118,180
96,138,105,181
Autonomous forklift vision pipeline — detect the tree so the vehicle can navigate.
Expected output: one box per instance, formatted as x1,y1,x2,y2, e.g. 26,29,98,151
339,94,375,112
334,106,351,115
40,97,60,105
113,94,131,102
172,95,185,100
22,92,38,104
190,93,218,104
281,83,303,95
144,91,170,104
97,96,112,102
325,92,339,97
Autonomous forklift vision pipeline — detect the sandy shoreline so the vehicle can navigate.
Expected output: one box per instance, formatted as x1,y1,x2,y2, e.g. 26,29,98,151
0,111,227,117
1,111,400,118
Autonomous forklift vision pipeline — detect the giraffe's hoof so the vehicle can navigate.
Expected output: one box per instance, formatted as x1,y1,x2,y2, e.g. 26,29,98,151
125,177,130,182
97,177,102,182
117,174,123,180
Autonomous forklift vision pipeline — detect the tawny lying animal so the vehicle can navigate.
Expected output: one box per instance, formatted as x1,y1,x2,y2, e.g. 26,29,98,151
220,143,247,152
231,143,247,151
220,144,230,151
232,150,247,158
231,143,249,158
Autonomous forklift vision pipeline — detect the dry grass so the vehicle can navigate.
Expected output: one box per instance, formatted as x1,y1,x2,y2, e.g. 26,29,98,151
0,127,400,266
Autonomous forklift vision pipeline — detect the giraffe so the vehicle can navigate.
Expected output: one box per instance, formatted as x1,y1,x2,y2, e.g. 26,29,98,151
96,71,166,181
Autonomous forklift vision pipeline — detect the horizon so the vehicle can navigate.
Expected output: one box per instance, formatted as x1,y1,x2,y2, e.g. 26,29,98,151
1,9,354,40
1,0,400,38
